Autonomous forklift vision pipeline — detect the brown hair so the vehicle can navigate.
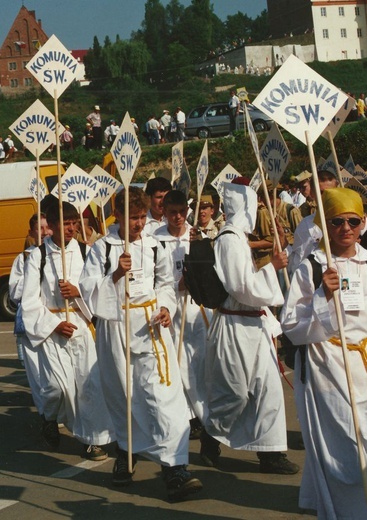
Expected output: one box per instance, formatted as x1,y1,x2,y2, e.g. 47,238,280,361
115,187,150,214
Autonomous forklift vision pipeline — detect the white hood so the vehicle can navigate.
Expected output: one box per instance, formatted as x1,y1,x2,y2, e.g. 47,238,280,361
223,182,258,234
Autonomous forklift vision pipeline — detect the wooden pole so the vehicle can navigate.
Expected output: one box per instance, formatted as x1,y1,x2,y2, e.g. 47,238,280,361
79,208,87,243
327,130,344,187
306,130,367,498
124,187,133,474
256,159,290,289
36,149,41,246
54,91,69,322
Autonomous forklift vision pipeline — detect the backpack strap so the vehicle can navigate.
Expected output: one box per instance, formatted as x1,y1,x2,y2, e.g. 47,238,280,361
39,241,87,282
307,253,323,288
104,241,112,276
103,241,157,277
39,243,46,283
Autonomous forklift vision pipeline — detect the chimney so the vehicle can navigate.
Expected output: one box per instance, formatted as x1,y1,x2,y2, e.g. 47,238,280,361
29,10,36,19
38,19,42,29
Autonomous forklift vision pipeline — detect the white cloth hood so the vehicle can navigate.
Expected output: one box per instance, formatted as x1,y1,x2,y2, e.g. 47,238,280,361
223,182,258,233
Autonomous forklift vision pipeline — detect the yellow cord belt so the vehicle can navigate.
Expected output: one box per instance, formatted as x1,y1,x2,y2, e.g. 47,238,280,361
48,307,96,340
122,298,171,386
329,336,367,370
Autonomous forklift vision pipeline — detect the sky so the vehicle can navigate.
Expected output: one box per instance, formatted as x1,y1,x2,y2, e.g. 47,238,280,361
0,0,267,50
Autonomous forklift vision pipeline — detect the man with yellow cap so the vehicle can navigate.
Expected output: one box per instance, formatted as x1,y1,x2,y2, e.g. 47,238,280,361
281,188,367,519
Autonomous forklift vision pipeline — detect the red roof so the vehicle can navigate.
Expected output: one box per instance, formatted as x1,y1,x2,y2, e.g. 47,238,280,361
71,49,88,62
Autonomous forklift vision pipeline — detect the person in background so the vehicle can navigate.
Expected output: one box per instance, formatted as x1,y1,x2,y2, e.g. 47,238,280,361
104,120,119,147
160,110,172,143
60,125,73,151
143,177,172,236
86,105,102,149
174,107,186,142
228,89,240,136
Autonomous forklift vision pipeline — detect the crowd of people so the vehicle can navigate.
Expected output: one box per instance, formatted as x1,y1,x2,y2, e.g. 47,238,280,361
8,167,367,516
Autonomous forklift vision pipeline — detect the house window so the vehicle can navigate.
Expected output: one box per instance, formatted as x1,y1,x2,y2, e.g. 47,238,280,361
322,29,329,39
321,7,326,17
356,7,360,16
24,77,32,86
8,62,17,70
10,79,18,87
341,28,347,38
358,28,362,38
339,7,345,16
22,61,29,69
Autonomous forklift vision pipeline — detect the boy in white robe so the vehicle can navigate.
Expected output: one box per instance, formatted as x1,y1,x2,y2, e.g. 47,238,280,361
154,190,212,438
79,187,203,501
281,188,367,519
143,177,172,236
203,178,299,474
21,200,115,460
9,213,51,410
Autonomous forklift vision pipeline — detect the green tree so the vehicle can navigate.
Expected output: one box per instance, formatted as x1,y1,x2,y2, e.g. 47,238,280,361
251,9,270,43
141,0,168,74
225,12,252,45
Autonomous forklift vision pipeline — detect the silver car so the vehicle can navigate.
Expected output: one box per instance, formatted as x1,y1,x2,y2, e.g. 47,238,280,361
185,102,273,139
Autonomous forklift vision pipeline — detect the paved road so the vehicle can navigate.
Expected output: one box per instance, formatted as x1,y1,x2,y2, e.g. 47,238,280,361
0,320,315,519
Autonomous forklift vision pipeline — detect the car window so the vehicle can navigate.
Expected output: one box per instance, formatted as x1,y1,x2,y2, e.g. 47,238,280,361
188,107,207,118
207,105,228,117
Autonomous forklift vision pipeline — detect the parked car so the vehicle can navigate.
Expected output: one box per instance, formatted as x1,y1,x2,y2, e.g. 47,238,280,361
185,102,273,139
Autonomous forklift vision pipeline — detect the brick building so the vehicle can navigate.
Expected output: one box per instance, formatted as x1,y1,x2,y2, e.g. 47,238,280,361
0,5,49,95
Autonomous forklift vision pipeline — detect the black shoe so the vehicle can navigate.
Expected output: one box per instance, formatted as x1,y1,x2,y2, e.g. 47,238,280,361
258,452,300,475
200,429,221,467
189,418,203,440
84,445,108,461
162,465,203,501
112,449,136,486
42,419,60,450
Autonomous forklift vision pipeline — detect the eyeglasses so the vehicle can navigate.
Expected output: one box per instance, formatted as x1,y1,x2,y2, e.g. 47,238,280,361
328,217,362,228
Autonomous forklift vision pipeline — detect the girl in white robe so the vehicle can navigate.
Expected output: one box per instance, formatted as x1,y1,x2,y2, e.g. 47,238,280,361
281,187,367,520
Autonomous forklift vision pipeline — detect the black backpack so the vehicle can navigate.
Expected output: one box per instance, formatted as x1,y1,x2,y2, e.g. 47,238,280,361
183,231,234,309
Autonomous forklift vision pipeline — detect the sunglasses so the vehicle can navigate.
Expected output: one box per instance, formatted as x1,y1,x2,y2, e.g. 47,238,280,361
328,217,362,228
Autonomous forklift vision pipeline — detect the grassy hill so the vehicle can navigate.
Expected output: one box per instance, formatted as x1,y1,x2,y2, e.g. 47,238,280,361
1,57,367,186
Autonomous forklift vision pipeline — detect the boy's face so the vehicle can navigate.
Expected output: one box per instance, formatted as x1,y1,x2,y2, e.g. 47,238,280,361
164,203,188,233
115,207,147,242
29,217,52,243
49,218,79,246
198,204,214,227
150,190,170,219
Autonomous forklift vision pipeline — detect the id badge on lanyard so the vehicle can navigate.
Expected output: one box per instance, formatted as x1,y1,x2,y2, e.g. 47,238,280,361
340,274,365,311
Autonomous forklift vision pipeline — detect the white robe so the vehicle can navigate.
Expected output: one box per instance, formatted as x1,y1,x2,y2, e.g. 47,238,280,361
153,223,212,420
288,213,322,276
79,229,190,466
281,245,367,520
204,183,287,451
21,237,115,446
9,247,43,414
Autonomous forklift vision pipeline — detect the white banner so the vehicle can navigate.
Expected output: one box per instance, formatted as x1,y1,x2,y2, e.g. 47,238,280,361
354,164,367,182
173,160,191,199
260,124,290,186
211,164,241,199
320,153,341,177
249,168,262,192
51,163,102,212
345,178,367,204
196,140,209,197
110,112,142,187
321,96,353,139
344,155,355,175
245,103,260,159
26,35,79,98
253,54,348,145
9,99,64,156
89,165,122,207
172,141,184,184
29,167,47,202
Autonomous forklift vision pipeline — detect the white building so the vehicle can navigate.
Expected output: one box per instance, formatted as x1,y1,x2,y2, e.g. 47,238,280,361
312,0,367,61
